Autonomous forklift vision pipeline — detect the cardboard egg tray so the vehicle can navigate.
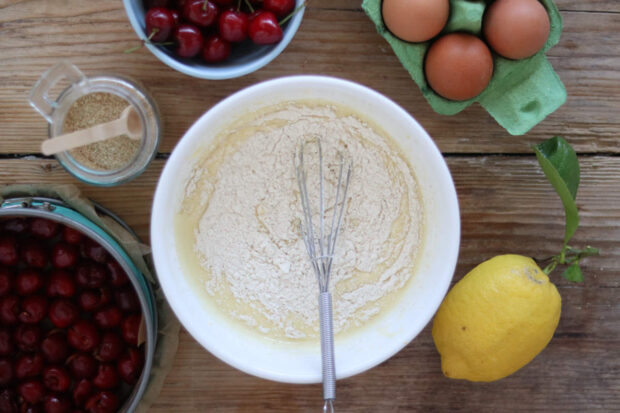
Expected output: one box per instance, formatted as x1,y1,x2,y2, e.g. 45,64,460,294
362,0,566,135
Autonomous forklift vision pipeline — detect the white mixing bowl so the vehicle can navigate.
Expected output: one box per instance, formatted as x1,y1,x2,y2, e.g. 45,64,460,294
151,76,460,383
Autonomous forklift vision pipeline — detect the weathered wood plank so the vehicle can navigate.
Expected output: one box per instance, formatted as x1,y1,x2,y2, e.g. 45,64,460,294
0,152,617,411
0,3,618,154
1,0,618,408
0,155,616,284
154,282,620,412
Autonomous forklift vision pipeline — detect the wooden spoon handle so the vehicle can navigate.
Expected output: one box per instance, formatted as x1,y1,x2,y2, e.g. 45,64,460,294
41,117,128,156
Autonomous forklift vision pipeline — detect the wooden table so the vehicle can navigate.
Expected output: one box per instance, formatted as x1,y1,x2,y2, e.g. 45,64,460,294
1,0,619,410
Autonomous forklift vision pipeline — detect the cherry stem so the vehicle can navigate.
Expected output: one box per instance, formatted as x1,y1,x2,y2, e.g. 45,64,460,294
237,0,241,11
203,0,209,11
243,0,254,13
124,44,143,54
279,0,307,26
123,29,171,54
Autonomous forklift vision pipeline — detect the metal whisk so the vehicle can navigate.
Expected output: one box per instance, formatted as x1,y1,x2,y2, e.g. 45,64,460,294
295,138,352,413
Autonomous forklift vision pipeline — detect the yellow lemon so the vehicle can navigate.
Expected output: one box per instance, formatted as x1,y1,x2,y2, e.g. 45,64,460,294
432,254,561,382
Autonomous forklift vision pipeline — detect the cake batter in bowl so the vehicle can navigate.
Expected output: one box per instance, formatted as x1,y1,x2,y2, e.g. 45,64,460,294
151,76,460,383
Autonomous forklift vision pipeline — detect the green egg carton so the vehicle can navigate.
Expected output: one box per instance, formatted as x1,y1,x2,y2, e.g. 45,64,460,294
362,0,566,135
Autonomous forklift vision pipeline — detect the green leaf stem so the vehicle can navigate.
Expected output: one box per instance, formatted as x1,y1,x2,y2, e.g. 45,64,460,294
533,136,598,282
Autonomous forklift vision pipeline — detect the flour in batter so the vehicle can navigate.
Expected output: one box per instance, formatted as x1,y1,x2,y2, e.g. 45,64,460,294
176,101,423,341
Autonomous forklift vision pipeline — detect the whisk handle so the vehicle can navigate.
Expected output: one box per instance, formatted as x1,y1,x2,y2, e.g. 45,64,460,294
319,292,336,404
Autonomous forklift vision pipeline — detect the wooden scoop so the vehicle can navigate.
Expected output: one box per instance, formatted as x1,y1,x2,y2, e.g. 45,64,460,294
41,106,142,156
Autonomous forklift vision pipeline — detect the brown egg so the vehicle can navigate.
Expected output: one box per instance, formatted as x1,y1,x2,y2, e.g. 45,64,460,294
483,0,550,59
382,0,450,43
424,33,494,101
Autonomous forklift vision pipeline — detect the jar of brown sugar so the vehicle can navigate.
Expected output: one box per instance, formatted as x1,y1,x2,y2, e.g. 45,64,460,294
29,62,161,186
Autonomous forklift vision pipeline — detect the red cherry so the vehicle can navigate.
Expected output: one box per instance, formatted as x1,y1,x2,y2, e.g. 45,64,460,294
18,379,45,404
80,239,108,264
30,218,59,239
117,348,144,384
78,288,111,312
114,287,140,313
105,260,129,287
16,269,44,295
48,299,79,328
68,321,100,352
62,226,83,244
73,379,93,407
170,9,181,25
201,35,232,62
248,10,282,44
105,259,129,287
0,235,19,266
92,364,120,389
84,391,118,413
248,9,261,21
51,242,78,269
46,270,76,298
3,218,28,234
75,263,107,289
20,240,49,269
0,328,13,356
14,324,42,351
0,389,17,413
78,291,99,312
0,268,12,296
42,366,71,392
218,10,249,42
121,314,142,346
15,352,44,379
263,0,295,18
0,295,20,325
0,358,13,386
145,7,176,42
184,0,219,27
40,332,69,363
68,353,97,379
93,307,123,330
19,295,48,324
43,394,71,413
95,332,124,363
23,404,44,413
173,24,204,57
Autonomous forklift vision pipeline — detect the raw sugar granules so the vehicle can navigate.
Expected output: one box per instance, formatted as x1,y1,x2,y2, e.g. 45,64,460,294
63,92,140,171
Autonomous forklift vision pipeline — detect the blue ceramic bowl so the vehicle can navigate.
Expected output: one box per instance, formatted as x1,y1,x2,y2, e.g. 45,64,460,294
122,0,305,79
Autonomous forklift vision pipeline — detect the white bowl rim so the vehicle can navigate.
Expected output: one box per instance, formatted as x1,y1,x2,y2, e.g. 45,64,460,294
122,0,305,80
151,75,461,382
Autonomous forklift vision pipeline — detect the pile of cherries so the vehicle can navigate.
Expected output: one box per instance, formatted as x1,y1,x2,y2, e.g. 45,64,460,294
143,0,297,63
0,217,145,413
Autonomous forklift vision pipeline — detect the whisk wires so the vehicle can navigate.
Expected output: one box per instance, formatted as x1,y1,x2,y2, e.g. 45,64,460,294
295,138,351,293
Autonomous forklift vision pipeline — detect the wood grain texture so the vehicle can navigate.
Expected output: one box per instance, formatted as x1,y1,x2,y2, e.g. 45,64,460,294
0,1,619,154
1,0,619,411
1,156,616,284
0,155,618,410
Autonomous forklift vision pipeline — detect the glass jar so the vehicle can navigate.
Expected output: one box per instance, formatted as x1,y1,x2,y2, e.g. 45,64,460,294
29,61,161,186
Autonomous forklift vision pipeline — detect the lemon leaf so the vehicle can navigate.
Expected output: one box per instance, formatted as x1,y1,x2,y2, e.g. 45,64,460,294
561,262,584,282
533,137,580,245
